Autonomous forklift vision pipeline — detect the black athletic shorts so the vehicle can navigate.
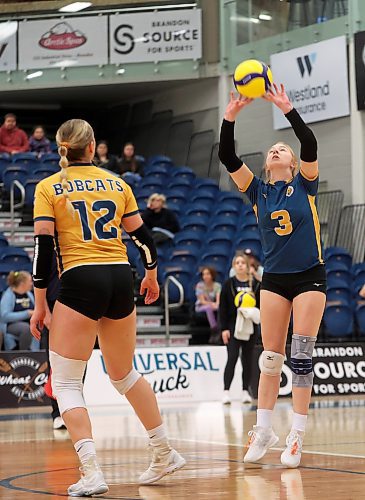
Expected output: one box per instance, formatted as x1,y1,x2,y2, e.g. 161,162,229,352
261,264,327,302
58,264,135,321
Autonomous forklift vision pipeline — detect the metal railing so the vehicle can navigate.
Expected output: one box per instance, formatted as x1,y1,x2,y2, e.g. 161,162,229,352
164,275,184,346
335,204,365,263
9,180,25,244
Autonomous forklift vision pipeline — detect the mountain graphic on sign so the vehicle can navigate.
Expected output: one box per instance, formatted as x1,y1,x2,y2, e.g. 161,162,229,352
39,22,86,50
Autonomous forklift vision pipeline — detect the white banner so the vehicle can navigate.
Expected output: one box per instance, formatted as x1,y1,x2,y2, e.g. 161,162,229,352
0,22,17,71
270,36,350,129
84,346,243,406
18,16,108,70
110,9,202,64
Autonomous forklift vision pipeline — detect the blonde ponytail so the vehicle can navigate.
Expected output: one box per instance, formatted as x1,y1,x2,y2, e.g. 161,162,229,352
58,142,73,213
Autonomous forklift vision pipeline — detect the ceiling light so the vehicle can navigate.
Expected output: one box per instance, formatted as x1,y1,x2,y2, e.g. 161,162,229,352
26,71,43,80
59,2,92,13
116,68,125,75
259,13,272,21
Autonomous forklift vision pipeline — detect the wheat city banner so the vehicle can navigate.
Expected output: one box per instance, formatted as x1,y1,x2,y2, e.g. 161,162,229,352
270,36,350,130
110,8,202,64
18,16,108,70
0,22,17,71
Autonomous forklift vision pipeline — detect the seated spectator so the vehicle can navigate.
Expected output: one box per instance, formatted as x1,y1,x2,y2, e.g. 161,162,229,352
142,193,180,244
29,125,51,157
230,248,263,282
117,142,143,184
0,113,29,154
94,140,118,172
195,266,221,344
0,271,38,351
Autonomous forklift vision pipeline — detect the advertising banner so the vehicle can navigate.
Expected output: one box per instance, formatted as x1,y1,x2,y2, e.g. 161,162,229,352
18,16,108,70
0,22,17,71
354,31,365,110
110,8,202,64
270,36,350,129
0,351,48,408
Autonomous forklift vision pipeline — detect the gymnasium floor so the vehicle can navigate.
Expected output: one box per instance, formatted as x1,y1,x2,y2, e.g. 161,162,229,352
0,396,364,499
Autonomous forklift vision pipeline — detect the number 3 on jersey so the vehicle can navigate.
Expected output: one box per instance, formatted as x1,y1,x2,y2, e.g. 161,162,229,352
72,200,117,241
271,210,293,236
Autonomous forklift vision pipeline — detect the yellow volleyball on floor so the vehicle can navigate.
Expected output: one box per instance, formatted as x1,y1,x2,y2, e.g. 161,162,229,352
234,291,256,308
233,59,273,98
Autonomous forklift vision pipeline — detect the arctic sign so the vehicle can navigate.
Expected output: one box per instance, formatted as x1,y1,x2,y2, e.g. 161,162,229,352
270,36,350,129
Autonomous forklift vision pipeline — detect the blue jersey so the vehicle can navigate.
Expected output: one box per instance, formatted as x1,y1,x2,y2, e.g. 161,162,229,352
243,171,324,273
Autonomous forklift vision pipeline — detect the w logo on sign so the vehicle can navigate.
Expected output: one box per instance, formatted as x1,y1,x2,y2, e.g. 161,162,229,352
296,53,316,77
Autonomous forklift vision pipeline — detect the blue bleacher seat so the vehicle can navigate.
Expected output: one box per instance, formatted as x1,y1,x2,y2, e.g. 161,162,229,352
12,152,37,161
0,247,31,265
213,206,240,217
210,223,236,237
174,231,203,247
3,166,28,192
139,177,163,189
172,242,201,257
326,257,351,272
50,141,58,152
147,155,173,168
166,194,186,207
33,169,55,180
354,271,365,293
170,253,198,269
24,180,39,207
218,192,243,210
40,153,60,162
323,304,354,337
326,287,352,306
38,160,59,172
324,247,352,270
181,220,207,233
184,207,211,219
238,213,257,228
170,166,196,183
351,262,365,276
200,253,228,273
235,239,262,258
212,216,237,230
0,157,11,181
326,270,352,289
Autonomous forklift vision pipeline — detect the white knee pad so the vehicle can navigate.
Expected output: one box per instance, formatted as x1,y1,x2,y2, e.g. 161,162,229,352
261,350,285,376
50,351,87,416
110,368,141,395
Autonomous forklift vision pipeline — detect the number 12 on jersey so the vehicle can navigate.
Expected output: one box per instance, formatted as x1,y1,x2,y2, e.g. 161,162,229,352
72,200,118,241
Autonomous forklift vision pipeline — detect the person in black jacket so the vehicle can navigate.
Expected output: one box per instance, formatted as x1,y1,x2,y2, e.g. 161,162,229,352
93,140,118,172
142,193,180,245
220,253,260,405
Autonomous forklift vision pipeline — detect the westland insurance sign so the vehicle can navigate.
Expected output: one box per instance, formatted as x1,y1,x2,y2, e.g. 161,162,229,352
270,36,350,129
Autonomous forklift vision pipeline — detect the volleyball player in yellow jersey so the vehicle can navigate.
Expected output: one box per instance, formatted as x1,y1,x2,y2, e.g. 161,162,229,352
30,119,185,497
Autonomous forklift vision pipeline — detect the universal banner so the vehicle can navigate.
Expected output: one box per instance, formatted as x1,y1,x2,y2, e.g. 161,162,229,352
270,36,350,129
110,8,202,64
18,16,108,70
354,31,365,110
0,350,48,408
0,22,17,71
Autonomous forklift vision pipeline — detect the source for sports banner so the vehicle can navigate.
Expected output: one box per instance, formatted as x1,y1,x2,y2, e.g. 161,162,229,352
18,16,108,70
270,36,350,129
109,8,202,64
83,343,365,406
0,351,48,408
0,21,17,71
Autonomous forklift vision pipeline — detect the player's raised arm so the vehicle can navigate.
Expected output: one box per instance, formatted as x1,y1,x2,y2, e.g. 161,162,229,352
218,92,255,191
263,83,318,179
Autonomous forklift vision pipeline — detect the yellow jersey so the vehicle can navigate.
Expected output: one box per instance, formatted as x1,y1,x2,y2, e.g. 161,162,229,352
33,163,139,273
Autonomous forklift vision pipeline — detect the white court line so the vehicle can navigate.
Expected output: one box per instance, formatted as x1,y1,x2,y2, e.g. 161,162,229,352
168,436,365,460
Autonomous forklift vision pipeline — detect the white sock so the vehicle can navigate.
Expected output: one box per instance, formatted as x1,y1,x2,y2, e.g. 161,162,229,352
74,438,97,465
291,412,307,433
147,423,170,450
256,409,273,428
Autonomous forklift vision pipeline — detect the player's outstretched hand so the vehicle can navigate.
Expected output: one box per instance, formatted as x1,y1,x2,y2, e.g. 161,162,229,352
263,83,293,114
140,275,160,305
224,91,253,122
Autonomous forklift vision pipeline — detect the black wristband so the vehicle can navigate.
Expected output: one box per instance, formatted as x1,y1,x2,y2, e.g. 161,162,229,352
33,234,54,289
218,119,243,173
285,108,317,162
128,224,157,270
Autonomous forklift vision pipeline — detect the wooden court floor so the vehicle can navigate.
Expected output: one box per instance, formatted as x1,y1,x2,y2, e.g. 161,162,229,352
0,396,364,499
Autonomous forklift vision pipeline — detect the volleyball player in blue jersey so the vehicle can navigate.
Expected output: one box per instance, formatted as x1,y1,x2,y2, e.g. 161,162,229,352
219,84,326,468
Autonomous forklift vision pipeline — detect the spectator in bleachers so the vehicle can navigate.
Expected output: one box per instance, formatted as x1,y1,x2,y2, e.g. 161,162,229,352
29,125,51,157
94,140,118,172
142,193,180,244
220,254,260,405
117,142,143,183
230,248,263,282
0,271,38,351
195,266,222,344
0,113,29,154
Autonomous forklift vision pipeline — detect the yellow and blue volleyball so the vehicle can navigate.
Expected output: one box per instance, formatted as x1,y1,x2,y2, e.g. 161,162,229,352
234,291,256,308
233,59,273,98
